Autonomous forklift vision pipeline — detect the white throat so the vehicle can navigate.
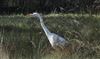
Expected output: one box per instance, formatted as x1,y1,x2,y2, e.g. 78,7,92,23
37,15,51,37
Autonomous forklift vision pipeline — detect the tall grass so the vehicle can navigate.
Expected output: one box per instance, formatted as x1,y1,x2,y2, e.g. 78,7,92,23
0,13,100,59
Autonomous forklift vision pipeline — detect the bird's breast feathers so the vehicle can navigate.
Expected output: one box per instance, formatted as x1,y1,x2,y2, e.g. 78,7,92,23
48,33,66,47
47,34,55,46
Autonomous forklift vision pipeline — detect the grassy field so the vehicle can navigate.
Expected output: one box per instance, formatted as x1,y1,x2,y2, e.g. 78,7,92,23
0,13,100,59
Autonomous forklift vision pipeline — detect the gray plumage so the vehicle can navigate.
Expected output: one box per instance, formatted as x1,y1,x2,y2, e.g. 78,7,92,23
30,12,69,49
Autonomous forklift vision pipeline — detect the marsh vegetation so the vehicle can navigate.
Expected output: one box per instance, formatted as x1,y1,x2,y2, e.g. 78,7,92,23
0,13,100,59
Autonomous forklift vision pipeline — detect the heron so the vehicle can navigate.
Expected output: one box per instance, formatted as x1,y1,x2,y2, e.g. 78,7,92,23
30,13,69,49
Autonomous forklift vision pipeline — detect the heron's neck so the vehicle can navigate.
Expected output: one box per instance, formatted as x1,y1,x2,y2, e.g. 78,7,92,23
39,16,51,36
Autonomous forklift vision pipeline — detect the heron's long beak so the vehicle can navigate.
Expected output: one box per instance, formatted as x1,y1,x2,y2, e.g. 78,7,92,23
26,13,32,16
29,14,33,16
28,13,35,17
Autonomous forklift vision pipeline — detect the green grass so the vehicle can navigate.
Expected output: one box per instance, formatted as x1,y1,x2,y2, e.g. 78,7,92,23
0,13,100,59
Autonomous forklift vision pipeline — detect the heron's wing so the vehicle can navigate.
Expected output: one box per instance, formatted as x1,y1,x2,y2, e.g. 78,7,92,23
52,33,68,46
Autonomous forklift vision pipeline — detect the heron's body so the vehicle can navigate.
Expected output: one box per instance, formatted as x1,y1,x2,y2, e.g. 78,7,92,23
30,13,69,49
47,33,68,48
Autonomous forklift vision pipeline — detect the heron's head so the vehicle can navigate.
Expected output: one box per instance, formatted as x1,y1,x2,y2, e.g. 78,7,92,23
29,12,43,22
29,12,41,18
